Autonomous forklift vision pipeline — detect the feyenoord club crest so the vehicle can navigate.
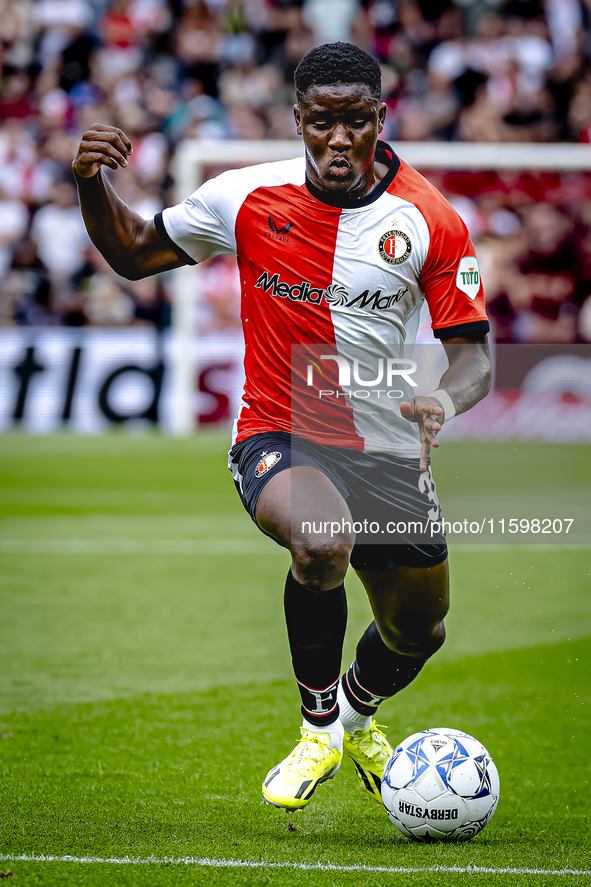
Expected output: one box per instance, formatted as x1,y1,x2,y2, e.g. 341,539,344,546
378,230,412,265
254,451,282,478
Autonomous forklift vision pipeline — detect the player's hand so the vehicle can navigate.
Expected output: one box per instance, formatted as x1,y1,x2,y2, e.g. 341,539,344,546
400,396,444,472
72,123,133,179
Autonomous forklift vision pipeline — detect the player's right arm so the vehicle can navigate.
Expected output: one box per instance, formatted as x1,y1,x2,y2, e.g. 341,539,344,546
72,123,185,280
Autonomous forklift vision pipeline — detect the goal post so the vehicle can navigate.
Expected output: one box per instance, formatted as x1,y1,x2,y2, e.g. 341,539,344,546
169,141,304,436
169,139,591,436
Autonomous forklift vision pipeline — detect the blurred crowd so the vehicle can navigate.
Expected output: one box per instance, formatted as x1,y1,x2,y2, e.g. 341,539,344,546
1,0,591,342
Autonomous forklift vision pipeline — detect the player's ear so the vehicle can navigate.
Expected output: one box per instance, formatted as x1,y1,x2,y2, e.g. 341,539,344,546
294,103,302,136
378,102,386,134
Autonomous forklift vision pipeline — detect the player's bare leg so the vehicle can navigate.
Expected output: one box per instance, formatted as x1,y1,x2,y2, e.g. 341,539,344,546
358,561,449,658
338,560,449,803
256,465,354,590
256,466,354,809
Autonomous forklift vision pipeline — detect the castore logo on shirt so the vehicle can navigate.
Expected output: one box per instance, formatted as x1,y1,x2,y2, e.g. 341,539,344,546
266,215,293,242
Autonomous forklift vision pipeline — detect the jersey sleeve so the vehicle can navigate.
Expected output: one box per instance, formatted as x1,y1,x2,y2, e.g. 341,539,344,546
155,172,239,266
420,204,489,340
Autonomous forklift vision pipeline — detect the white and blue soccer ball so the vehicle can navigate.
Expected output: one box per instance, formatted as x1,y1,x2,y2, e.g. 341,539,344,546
381,728,500,842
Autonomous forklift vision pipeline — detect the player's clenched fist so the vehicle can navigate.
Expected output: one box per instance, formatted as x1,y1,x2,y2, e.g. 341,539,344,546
72,123,133,179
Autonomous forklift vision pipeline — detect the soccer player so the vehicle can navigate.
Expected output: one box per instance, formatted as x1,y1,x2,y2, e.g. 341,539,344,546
73,42,491,812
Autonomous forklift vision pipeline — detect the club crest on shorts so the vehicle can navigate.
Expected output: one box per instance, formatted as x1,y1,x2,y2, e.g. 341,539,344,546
378,230,412,265
254,451,282,478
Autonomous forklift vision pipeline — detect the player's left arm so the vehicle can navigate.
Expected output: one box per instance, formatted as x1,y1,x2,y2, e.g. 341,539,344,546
400,334,491,471
401,194,492,470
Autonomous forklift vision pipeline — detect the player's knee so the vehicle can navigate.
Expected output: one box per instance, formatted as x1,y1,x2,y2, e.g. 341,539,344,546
381,614,446,658
290,538,352,591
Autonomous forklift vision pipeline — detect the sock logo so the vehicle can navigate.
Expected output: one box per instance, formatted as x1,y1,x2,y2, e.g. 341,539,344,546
344,665,388,714
364,692,387,707
298,679,339,717
308,690,334,714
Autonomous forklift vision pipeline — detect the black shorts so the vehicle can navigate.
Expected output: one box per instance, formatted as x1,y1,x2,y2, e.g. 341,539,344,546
228,431,447,570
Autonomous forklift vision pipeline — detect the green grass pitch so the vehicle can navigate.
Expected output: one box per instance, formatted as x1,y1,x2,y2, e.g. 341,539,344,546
0,433,589,886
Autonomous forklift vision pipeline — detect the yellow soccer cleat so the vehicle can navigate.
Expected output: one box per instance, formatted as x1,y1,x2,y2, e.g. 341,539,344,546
343,720,393,805
262,727,342,811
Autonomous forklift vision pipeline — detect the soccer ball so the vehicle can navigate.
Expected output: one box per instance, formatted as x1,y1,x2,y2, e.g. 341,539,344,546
381,728,500,842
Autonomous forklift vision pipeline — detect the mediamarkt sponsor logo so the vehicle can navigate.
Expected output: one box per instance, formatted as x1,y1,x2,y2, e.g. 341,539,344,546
254,271,408,311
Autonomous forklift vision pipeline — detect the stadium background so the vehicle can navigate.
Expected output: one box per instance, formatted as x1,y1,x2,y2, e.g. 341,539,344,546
2,0,591,433
0,2,590,884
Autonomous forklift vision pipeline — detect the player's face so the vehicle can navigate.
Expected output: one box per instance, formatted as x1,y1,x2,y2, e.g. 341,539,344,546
294,84,386,199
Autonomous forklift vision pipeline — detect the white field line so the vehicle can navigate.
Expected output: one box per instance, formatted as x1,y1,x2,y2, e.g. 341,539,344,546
0,538,275,555
0,539,589,555
448,544,591,552
0,853,589,877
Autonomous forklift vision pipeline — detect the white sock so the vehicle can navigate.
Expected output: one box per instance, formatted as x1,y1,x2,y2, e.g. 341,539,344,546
337,680,372,734
302,716,344,751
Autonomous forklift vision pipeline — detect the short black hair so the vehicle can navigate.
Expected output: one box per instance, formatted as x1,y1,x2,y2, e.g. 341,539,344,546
294,43,381,103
